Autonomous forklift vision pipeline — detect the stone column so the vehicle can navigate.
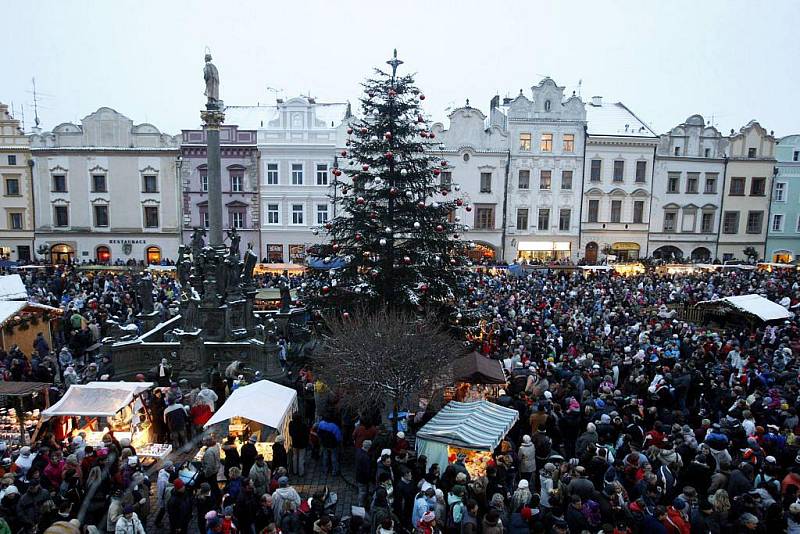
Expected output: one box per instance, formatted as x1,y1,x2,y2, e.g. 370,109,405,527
201,106,225,246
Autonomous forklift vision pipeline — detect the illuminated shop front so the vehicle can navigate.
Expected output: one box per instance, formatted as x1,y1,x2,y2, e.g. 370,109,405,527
517,241,571,261
467,243,496,262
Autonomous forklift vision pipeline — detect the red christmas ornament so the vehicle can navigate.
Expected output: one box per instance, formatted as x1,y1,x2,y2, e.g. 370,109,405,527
419,94,426,100
440,190,448,196
369,211,378,220
355,233,362,241
340,150,347,157
417,115,424,123
456,199,464,206
333,168,342,177
332,243,340,252
420,132,427,138
360,127,368,134
465,205,473,212
435,224,444,232
419,283,428,293
384,151,393,160
362,164,369,171
429,132,436,138
384,131,392,139
324,222,333,230
388,89,397,97
403,256,412,265
342,312,350,319
322,285,331,294
417,201,425,209
433,168,441,176
389,187,399,197
356,196,365,205
347,127,353,135
441,160,448,167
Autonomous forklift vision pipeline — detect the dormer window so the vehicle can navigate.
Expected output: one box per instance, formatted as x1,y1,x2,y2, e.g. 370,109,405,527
748,148,757,158
674,146,681,156
544,100,551,112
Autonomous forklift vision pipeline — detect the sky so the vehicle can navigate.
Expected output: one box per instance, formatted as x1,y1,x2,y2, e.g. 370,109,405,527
3,0,799,137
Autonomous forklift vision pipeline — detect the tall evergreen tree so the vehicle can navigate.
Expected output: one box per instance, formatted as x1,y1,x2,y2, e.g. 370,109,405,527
313,51,469,311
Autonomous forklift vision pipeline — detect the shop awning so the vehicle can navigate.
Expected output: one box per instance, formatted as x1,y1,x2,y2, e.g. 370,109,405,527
452,353,507,385
0,274,27,300
696,294,792,322
416,400,518,450
42,381,154,419
204,380,298,430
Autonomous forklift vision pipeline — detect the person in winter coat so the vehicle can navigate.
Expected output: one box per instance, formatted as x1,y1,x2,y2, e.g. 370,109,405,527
272,435,288,471
272,476,301,524
233,478,260,534
481,509,504,534
511,479,532,512
518,435,536,483
16,481,49,531
727,463,754,499
280,501,302,534
240,435,258,478
566,494,590,533
167,479,193,534
461,500,479,534
317,419,343,476
115,505,146,534
248,455,271,497
355,439,373,508
254,494,275,533
575,423,599,458
288,416,309,477
663,498,691,534
195,483,215,534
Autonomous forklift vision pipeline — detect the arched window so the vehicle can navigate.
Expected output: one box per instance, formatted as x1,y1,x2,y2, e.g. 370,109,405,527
146,246,161,265
96,246,111,264
544,100,551,111
50,244,74,264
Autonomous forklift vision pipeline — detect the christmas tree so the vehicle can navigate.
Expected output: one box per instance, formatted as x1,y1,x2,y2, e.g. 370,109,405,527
312,51,469,312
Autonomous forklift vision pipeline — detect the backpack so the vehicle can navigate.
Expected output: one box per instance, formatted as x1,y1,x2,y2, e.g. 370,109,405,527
446,500,464,534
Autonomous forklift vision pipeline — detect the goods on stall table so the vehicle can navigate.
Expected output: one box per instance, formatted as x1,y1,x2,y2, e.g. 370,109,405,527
0,408,38,448
448,447,494,478
137,443,172,458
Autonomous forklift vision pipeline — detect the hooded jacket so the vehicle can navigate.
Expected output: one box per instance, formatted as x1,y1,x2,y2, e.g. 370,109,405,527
518,442,536,474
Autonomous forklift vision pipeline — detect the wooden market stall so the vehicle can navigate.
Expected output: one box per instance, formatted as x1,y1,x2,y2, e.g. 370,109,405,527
449,352,507,402
693,294,793,328
0,301,63,352
253,263,307,276
0,381,50,449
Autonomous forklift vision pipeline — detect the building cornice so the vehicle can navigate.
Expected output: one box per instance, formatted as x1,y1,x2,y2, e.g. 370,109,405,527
588,136,659,147
655,156,726,164
31,147,179,154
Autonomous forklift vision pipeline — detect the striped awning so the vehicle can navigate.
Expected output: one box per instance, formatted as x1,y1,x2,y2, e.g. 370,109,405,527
416,400,518,450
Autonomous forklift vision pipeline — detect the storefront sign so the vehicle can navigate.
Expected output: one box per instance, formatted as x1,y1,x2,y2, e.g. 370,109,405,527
109,239,147,244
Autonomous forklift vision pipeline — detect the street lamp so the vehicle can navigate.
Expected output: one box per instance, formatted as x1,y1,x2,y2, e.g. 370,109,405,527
176,155,185,234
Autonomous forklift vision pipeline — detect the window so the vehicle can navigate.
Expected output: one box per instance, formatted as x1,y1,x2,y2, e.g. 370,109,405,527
539,170,551,190
667,172,680,193
613,160,624,182
200,210,209,228
588,199,599,222
267,203,279,224
146,246,161,264
93,205,109,227
291,164,303,185
635,161,647,183
9,213,22,230
772,214,785,232
746,211,763,234
794,151,799,162
797,216,800,232
200,173,208,192
518,170,530,190
775,182,787,201
729,177,745,195
704,173,718,194
291,204,304,225
686,173,699,193
230,174,244,192
563,134,575,153
610,200,622,223
559,209,571,231
519,133,531,151
748,148,757,158
7,155,16,166
480,172,492,193
544,100,551,112
440,171,452,190
682,210,696,232
54,205,69,227
633,201,644,223
316,164,328,186
475,206,495,229
143,206,159,228
4,177,20,196
537,208,550,231
590,160,601,181
540,133,553,152
663,211,677,232
92,174,107,192
516,209,528,230
750,177,766,196
96,246,110,263
316,204,329,225
722,211,739,234
143,175,158,193
701,212,714,233
674,146,681,156
230,211,244,229
704,148,711,158
266,163,279,185
52,174,67,192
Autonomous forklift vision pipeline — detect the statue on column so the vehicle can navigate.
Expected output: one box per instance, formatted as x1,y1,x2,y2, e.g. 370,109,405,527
137,275,155,314
227,228,241,258
204,53,220,107
191,227,206,259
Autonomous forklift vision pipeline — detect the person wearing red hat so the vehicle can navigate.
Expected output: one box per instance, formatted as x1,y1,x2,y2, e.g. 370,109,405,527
167,478,193,534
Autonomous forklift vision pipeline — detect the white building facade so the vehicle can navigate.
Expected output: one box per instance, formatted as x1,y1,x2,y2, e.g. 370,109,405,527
0,103,34,262
650,115,727,261
29,107,180,264
580,98,658,262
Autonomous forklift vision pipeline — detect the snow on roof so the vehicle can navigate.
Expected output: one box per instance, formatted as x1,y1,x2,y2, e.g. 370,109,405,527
586,101,657,137
0,301,62,326
699,294,792,322
42,381,154,419
224,101,349,130
0,274,27,300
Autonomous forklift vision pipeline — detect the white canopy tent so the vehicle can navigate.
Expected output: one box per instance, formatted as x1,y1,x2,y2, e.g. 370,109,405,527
204,380,298,442
0,274,27,300
42,382,154,419
697,294,793,322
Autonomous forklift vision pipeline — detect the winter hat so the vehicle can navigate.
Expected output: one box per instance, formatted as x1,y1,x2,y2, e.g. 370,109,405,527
672,497,687,511
172,479,185,490
790,502,800,514
362,440,373,451
544,463,556,473
278,476,289,487
518,479,529,489
522,435,532,444
740,513,758,526
123,505,135,514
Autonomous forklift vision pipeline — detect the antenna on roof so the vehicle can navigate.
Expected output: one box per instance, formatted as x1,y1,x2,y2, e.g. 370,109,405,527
31,77,41,128
577,79,582,98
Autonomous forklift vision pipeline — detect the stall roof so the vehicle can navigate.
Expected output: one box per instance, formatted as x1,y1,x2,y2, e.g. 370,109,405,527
0,274,28,300
0,301,62,326
42,381,154,419
204,379,298,430
0,381,50,396
416,400,519,450
697,294,792,322
452,353,507,384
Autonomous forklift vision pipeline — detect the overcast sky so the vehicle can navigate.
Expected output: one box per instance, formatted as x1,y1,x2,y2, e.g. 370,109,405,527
3,0,799,138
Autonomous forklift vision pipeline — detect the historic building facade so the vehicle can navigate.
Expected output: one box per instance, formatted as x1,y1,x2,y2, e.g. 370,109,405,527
29,107,180,264
716,121,776,261
180,125,260,256
224,97,348,263
766,134,800,262
580,98,659,262
0,103,34,262
650,115,727,261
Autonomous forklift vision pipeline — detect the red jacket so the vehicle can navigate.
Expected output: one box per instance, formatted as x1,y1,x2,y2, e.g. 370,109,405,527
190,404,212,426
662,507,690,534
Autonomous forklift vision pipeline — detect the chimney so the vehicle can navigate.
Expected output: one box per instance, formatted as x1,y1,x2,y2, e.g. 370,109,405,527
591,96,603,106
490,95,499,110
502,97,512,105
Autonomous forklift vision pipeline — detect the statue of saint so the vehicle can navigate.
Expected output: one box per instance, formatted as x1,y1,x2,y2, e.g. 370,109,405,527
191,227,206,257
227,228,241,258
279,282,292,313
137,275,155,314
204,54,220,104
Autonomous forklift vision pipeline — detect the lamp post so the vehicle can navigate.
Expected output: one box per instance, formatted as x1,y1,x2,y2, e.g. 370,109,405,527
176,155,184,244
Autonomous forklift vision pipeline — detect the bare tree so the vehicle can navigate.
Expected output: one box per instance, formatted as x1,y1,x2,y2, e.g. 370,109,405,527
312,308,463,433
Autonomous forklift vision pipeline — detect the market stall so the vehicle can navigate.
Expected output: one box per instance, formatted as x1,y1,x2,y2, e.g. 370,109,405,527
0,382,50,449
254,287,299,311
449,353,507,402
40,381,170,459
611,262,645,276
655,264,702,276
694,294,793,326
0,274,27,300
757,262,798,273
0,300,63,351
202,380,298,462
253,263,307,276
415,400,518,477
